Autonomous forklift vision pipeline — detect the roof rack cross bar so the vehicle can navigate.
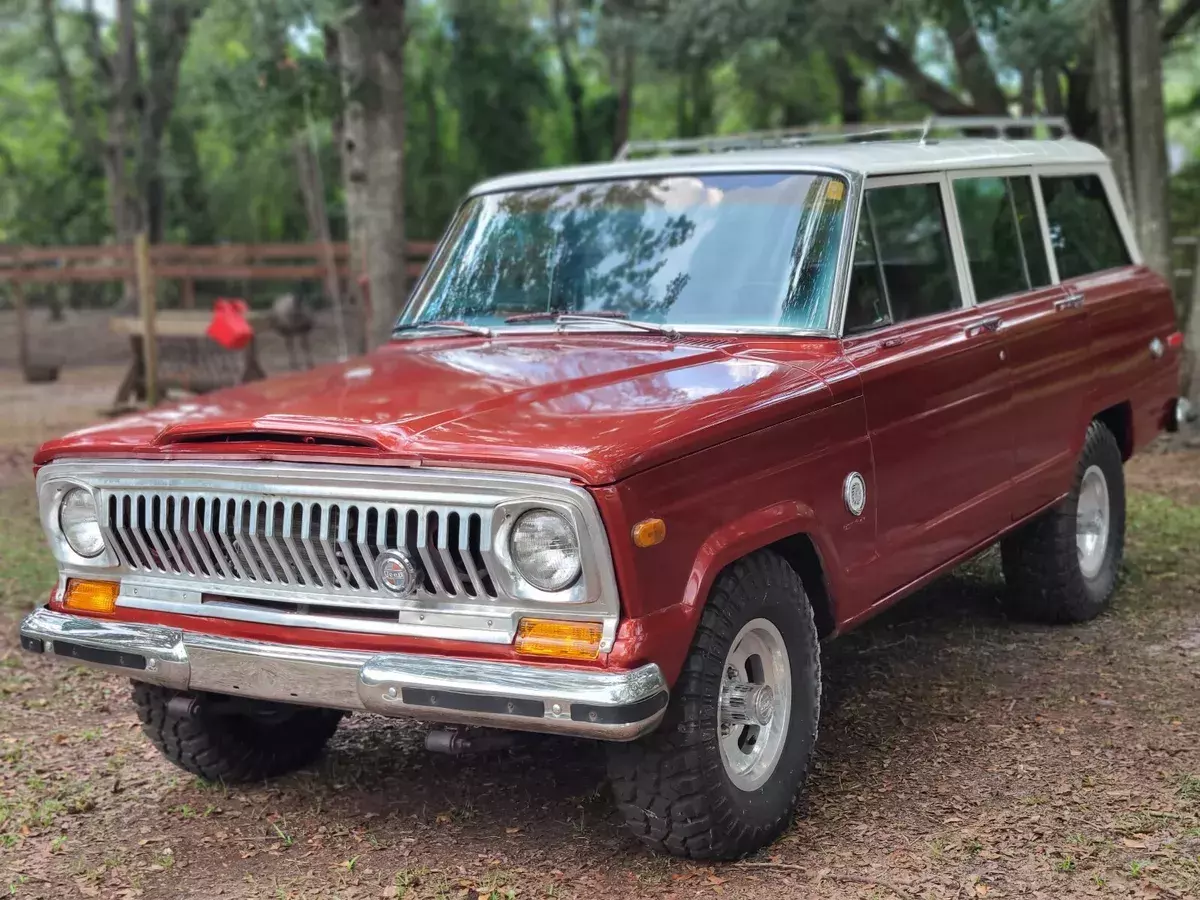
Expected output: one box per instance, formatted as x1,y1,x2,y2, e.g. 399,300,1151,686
615,115,1072,160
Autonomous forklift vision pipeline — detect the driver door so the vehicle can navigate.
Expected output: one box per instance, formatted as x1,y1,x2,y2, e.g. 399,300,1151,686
840,175,1015,616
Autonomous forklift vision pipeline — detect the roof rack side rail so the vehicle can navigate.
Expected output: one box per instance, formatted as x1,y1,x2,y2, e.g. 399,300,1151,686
615,115,1073,160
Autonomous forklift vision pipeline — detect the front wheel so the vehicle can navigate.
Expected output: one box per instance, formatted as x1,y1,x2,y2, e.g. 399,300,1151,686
1001,419,1126,623
132,683,344,783
606,550,821,859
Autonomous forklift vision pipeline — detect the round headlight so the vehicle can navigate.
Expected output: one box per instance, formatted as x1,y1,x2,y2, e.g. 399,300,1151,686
59,488,104,558
509,509,581,592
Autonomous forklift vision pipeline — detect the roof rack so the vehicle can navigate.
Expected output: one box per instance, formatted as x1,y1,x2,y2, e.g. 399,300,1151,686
614,115,1072,160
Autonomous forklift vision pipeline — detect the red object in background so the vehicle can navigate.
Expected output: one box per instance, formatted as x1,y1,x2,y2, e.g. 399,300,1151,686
207,298,253,350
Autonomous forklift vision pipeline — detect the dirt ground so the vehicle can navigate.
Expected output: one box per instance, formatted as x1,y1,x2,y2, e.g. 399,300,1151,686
1,369,1198,900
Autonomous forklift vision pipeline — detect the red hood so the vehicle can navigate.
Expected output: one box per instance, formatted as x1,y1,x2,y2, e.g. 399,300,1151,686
35,334,840,484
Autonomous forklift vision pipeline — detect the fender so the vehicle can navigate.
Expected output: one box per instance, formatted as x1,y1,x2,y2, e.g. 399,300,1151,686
608,500,840,684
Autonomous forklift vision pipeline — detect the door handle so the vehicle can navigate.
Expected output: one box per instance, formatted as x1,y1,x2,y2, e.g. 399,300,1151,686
965,316,1002,338
1054,292,1084,311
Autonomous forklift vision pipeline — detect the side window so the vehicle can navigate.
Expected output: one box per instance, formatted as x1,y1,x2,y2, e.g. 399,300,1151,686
1040,174,1131,279
844,182,961,332
953,175,1052,302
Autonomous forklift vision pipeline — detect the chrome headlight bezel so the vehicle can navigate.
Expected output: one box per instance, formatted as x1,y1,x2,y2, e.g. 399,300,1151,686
36,477,117,569
490,498,600,604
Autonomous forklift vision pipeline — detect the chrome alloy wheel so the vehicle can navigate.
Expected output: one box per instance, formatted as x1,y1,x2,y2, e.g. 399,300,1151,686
1076,464,1111,580
717,617,791,792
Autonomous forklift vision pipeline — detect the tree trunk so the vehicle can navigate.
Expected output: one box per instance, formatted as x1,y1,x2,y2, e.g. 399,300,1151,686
341,0,407,349
333,21,371,353
1185,244,1200,407
293,134,349,360
1126,0,1171,278
943,0,1009,114
552,0,590,162
611,43,634,157
1042,67,1065,116
830,54,863,124
1094,0,1134,207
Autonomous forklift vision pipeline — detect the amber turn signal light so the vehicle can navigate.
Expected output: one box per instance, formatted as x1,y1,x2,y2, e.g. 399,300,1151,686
62,579,119,615
514,618,603,660
631,517,666,548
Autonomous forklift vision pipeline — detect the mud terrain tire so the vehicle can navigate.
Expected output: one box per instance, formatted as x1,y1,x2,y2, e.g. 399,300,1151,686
1001,420,1126,623
132,683,343,783
607,550,821,859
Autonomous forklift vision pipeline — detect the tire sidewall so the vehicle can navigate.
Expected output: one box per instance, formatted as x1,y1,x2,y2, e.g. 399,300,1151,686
687,566,820,840
1068,426,1126,611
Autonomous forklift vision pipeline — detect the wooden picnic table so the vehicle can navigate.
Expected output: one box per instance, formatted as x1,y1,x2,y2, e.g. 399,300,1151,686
109,311,266,408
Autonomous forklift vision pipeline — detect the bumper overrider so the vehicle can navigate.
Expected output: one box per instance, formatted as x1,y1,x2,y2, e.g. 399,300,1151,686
19,608,669,740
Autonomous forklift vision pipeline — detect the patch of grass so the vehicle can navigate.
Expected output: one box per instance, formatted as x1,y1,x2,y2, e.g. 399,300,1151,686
1055,855,1076,873
1124,493,1200,591
1128,860,1150,878
1179,774,1200,801
0,484,55,619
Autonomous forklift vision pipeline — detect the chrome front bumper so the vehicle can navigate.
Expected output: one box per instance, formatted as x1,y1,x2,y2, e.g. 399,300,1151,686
18,608,669,741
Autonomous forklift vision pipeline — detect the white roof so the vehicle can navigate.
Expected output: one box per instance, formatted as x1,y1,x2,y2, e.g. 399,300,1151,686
471,139,1110,195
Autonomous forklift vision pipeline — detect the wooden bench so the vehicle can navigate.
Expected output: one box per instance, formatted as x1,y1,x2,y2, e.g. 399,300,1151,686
109,312,266,408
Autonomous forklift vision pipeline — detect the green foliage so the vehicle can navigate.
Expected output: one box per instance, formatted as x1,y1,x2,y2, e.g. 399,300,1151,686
0,0,1196,251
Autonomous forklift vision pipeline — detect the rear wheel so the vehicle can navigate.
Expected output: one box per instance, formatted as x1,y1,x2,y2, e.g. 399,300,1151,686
132,683,344,783
606,550,821,859
1001,420,1126,623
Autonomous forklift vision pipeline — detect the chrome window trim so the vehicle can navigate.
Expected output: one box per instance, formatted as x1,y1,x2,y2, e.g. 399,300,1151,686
837,171,970,336
37,459,621,650
1032,162,1143,268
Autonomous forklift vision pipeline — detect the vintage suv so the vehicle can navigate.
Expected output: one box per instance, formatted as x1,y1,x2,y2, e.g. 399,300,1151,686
19,118,1189,859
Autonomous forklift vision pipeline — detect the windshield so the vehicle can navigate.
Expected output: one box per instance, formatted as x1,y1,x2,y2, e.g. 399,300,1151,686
403,171,849,332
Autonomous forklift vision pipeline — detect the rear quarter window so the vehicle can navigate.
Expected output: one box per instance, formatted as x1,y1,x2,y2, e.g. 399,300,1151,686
1039,174,1131,279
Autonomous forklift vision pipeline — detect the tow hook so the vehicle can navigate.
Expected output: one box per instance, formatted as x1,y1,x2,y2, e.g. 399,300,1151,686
424,728,517,756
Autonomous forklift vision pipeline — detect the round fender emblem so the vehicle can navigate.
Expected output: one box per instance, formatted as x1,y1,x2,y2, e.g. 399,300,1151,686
376,549,418,595
843,472,867,517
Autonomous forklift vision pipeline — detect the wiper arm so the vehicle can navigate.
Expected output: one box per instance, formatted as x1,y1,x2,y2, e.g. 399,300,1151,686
392,320,492,338
504,310,629,323
556,314,678,340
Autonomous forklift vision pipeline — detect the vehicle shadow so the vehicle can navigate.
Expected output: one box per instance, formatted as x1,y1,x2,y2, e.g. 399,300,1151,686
294,550,1032,859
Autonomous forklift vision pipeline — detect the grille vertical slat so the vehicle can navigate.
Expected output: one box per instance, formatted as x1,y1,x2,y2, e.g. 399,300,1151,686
214,498,244,581
103,488,500,607
170,496,200,576
129,495,157,571
233,501,264,582
458,514,487,598
436,509,464,597
280,503,308,586
414,510,448,596
337,505,368,591
261,501,290,585
200,496,231,580
188,495,218,577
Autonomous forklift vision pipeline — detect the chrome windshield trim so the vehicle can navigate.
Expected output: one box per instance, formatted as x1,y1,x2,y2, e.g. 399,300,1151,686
402,166,859,336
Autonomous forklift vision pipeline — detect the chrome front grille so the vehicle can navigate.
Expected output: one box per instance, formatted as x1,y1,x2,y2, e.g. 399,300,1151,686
100,490,498,605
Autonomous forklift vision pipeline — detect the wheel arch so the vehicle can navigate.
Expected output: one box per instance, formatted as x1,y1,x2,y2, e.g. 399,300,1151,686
765,532,837,639
1094,401,1134,461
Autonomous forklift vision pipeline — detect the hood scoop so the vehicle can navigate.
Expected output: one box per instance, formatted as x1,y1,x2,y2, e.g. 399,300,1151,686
154,420,384,450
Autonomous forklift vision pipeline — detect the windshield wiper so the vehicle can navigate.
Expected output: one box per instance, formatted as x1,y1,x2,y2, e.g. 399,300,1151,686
503,310,676,339
504,310,628,323
392,320,492,339
556,314,679,340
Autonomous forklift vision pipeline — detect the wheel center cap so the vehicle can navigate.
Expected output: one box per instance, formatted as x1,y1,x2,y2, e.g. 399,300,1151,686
751,684,774,725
